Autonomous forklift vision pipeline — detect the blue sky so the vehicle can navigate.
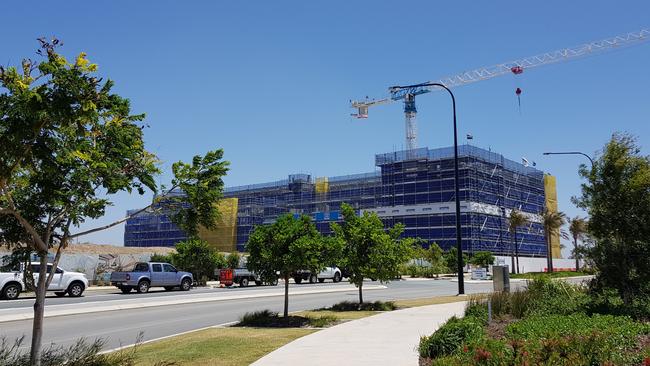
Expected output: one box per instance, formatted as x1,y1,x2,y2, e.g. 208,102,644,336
2,1,649,255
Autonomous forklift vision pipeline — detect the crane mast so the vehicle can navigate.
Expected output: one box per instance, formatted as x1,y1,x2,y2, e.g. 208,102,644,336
351,28,649,150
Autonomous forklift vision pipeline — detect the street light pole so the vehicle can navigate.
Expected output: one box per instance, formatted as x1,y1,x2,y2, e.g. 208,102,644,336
389,82,465,295
543,151,594,168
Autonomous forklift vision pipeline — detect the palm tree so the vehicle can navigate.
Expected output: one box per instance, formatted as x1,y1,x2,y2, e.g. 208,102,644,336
542,208,567,273
568,217,588,271
508,210,528,274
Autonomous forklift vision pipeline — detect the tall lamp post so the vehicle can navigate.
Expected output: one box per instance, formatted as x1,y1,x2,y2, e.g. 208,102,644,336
542,150,594,272
543,151,594,168
389,82,465,295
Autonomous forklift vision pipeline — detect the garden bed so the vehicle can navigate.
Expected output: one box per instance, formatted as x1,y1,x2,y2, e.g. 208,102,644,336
418,278,650,365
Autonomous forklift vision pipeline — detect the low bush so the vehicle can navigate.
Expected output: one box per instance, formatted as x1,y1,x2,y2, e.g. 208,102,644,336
427,314,650,366
329,300,396,311
418,316,485,359
525,277,590,316
0,336,175,366
237,309,338,328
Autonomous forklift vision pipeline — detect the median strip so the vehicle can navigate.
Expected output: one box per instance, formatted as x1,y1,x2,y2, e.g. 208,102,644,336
0,284,387,323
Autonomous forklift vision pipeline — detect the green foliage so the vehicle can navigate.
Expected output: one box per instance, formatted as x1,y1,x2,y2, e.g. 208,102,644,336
331,203,412,303
0,335,174,366
418,316,486,359
409,241,447,277
225,252,241,269
237,310,337,328
525,277,590,316
329,300,396,312
246,214,329,316
149,253,172,264
170,239,221,285
0,39,159,253
444,247,468,274
469,251,494,268
576,134,650,305
164,149,229,238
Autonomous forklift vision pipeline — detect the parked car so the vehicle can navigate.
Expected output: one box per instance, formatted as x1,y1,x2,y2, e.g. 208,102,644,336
0,262,88,300
110,262,193,294
219,268,278,287
292,266,342,284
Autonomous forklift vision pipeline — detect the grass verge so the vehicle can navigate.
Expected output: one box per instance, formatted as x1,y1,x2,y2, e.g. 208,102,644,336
127,295,470,365
131,327,315,366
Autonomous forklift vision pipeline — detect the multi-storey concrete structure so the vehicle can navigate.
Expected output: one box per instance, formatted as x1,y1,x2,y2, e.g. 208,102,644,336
124,145,560,257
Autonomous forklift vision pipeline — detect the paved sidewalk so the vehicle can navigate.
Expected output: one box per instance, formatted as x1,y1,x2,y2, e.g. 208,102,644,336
253,301,467,366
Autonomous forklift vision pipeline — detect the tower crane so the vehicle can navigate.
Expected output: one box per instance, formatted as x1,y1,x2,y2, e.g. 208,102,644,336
351,28,649,150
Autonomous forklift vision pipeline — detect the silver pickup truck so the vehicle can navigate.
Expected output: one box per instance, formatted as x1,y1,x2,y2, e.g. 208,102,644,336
110,262,193,294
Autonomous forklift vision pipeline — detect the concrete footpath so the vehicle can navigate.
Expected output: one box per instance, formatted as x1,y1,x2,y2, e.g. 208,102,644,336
253,301,467,366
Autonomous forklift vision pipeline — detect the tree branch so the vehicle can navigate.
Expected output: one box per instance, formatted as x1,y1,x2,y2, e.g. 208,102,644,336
69,184,179,239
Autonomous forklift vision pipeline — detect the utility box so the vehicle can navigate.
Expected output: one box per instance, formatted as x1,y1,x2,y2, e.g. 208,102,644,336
492,265,510,292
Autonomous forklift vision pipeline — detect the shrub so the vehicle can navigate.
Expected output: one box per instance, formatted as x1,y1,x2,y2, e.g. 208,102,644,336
149,253,172,263
506,313,650,365
418,316,485,359
237,309,338,328
0,335,176,366
329,300,396,311
225,252,241,269
524,277,590,316
464,296,488,322
469,251,494,268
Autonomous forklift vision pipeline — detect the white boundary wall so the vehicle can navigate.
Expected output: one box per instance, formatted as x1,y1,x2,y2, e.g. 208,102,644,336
494,256,580,273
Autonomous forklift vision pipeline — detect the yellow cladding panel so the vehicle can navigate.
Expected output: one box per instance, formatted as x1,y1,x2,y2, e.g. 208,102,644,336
198,198,238,252
543,175,562,259
315,177,329,194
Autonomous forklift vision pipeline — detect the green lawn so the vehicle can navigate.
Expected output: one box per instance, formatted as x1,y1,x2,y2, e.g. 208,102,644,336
127,295,471,365
132,327,315,366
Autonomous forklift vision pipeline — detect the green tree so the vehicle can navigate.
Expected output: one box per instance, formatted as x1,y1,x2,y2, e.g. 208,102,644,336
225,252,241,269
469,251,494,269
171,239,222,285
331,203,412,304
0,40,229,365
411,241,446,277
542,208,567,273
575,133,650,305
150,253,173,263
444,247,468,274
508,210,529,274
568,216,588,271
246,214,327,317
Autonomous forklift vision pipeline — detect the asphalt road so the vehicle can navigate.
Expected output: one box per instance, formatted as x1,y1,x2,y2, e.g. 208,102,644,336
0,279,491,351
0,277,590,352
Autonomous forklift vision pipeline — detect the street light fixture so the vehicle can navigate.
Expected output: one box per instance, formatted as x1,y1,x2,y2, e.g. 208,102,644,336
388,82,465,295
543,151,594,168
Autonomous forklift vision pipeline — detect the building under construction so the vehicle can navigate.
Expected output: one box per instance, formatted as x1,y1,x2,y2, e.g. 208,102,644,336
124,145,560,258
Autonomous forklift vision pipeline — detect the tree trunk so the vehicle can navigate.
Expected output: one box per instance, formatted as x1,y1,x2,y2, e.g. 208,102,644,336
514,231,520,274
30,254,48,366
283,274,289,318
574,238,580,271
510,236,516,274
546,230,554,273
358,281,363,305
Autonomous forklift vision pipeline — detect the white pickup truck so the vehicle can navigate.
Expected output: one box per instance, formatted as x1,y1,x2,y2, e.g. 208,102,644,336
0,262,89,300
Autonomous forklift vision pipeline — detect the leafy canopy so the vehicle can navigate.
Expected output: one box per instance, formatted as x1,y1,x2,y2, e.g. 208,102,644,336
0,38,158,254
331,203,411,287
170,239,223,285
576,133,650,304
246,214,327,281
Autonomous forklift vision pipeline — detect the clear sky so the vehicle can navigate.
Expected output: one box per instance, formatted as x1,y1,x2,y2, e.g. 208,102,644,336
3,1,649,256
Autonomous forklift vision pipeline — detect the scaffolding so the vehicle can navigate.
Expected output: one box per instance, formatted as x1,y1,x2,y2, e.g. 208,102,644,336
125,145,550,257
